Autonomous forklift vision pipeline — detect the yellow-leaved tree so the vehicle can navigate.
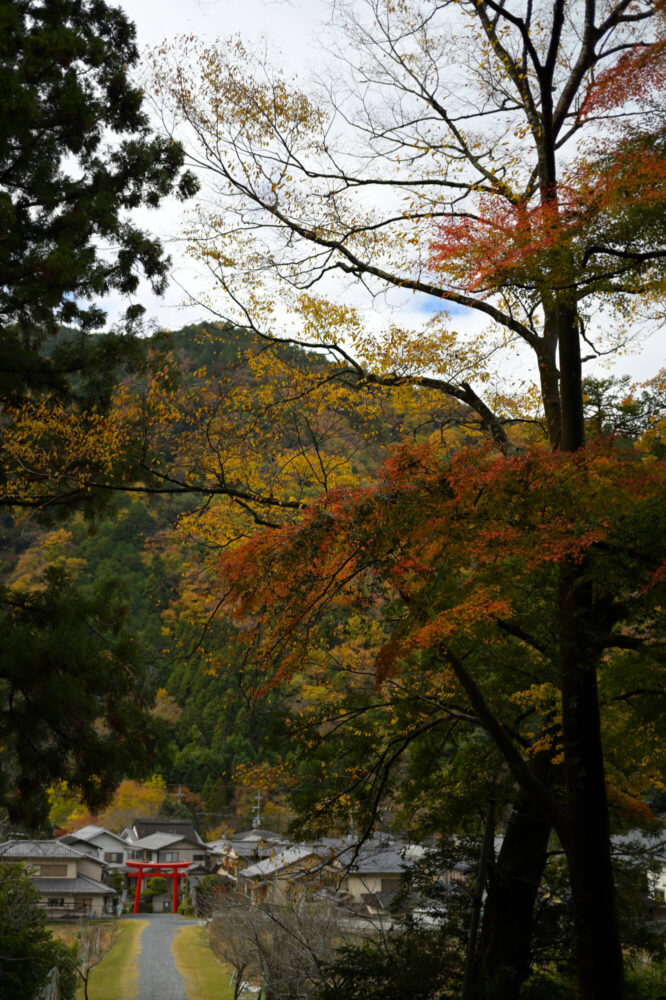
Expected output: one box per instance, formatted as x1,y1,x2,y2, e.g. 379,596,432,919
51,777,169,835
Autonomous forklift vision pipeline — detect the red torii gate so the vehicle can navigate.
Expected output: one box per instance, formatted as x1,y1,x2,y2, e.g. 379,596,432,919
126,859,192,914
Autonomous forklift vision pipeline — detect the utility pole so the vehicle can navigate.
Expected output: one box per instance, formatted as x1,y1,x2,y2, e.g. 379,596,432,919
251,789,262,830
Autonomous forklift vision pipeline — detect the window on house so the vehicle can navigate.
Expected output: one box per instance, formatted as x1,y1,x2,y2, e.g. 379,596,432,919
47,898,65,907
162,852,180,862
104,852,123,863
193,854,206,861
380,878,401,893
39,864,68,877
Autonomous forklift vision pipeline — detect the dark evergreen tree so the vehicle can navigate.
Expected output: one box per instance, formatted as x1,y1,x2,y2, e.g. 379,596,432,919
0,0,197,405
0,0,196,829
0,862,77,999
0,568,167,829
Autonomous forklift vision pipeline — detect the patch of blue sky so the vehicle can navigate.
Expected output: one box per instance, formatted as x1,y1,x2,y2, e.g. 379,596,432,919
413,294,471,318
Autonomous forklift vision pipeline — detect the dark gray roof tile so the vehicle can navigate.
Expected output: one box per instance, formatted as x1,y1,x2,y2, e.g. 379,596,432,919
0,839,99,862
31,874,114,894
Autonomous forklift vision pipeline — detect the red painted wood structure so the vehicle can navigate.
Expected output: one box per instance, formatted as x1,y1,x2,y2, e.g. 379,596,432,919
126,859,192,914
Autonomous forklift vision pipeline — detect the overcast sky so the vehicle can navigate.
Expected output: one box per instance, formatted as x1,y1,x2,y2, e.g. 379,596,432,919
121,0,327,51
109,0,329,331
109,0,659,382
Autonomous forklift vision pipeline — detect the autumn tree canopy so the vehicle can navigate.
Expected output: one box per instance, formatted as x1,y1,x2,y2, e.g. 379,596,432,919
150,4,666,998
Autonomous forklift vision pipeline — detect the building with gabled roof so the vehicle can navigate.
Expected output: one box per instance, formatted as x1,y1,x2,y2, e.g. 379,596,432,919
239,845,340,904
128,832,210,875
0,839,115,918
232,827,285,842
235,836,418,915
333,841,413,913
122,817,205,846
207,828,290,877
59,824,129,867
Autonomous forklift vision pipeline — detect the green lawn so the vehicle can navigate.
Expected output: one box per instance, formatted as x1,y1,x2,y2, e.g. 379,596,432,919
76,918,147,1000
172,924,236,1000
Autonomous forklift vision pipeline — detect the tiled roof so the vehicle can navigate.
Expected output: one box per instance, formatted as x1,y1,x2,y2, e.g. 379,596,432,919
233,842,277,859
241,847,334,880
130,819,204,845
59,836,101,855
131,833,185,850
209,836,291,860
296,835,412,872
31,874,114,895
63,825,127,846
206,839,235,853
0,839,100,862
239,840,415,880
338,845,412,875
233,828,284,842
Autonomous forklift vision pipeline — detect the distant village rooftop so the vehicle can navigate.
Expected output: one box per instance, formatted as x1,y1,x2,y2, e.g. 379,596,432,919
123,817,204,845
1,839,97,861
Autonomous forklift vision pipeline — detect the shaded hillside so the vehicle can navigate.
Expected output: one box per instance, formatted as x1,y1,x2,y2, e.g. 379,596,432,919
2,321,467,833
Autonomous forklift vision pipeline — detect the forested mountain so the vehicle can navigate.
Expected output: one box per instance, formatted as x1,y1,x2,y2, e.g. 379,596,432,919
3,321,467,834
3,321,661,840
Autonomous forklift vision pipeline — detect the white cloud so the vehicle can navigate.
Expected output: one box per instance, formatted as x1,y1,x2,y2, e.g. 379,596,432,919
100,1,663,386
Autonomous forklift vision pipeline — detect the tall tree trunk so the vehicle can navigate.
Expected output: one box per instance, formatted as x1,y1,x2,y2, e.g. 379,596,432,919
537,317,562,450
557,305,585,452
473,790,551,999
559,568,625,999
555,303,625,999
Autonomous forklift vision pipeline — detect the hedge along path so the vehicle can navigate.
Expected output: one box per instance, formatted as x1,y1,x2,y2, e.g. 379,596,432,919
171,924,235,1000
79,918,148,1000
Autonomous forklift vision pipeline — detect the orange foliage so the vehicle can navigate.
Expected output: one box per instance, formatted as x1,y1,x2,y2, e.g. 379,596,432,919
606,784,656,823
580,14,666,119
218,440,665,701
212,439,665,832
430,23,666,299
430,138,666,296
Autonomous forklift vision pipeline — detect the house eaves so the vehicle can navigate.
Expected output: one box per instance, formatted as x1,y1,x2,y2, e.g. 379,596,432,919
31,874,115,895
0,839,100,863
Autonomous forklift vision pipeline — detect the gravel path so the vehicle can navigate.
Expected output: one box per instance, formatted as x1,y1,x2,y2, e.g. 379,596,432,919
131,914,200,1000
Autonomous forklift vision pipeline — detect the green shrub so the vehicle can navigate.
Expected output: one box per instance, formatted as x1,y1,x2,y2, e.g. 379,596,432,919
0,864,78,1000
520,970,577,999
144,877,169,898
625,964,666,1000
